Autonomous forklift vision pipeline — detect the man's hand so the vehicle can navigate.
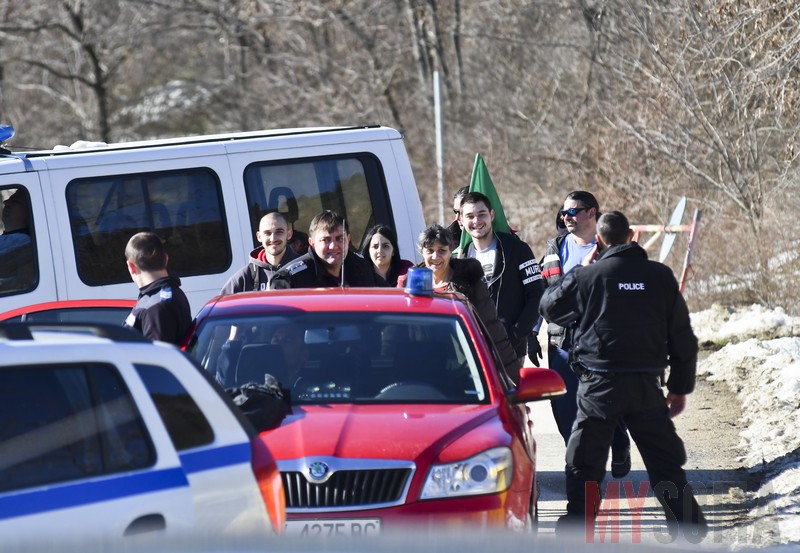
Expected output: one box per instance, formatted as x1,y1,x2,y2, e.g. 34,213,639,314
581,244,599,266
665,392,686,418
527,334,542,367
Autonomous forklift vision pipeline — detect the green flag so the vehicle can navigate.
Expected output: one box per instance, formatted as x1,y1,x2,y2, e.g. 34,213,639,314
458,153,511,251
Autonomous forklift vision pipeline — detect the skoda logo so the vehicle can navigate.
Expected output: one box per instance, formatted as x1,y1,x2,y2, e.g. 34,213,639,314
307,461,330,482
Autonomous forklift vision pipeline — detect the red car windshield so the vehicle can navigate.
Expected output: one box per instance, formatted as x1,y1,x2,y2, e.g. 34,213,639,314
187,312,489,404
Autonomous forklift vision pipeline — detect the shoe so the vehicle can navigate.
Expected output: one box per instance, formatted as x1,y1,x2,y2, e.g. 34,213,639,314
611,446,631,478
555,513,591,537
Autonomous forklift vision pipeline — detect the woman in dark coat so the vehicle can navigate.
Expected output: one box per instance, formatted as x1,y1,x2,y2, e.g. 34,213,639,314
397,224,522,384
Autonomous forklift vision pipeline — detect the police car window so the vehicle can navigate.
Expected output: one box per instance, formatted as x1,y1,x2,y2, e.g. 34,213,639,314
243,154,392,252
0,186,37,296
135,363,215,451
66,168,231,286
0,364,154,493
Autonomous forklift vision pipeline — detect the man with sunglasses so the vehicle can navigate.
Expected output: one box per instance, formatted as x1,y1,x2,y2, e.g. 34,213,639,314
538,191,632,478
539,211,707,539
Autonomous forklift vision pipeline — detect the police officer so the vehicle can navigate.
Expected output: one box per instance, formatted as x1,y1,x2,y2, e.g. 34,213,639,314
124,232,191,345
539,211,707,540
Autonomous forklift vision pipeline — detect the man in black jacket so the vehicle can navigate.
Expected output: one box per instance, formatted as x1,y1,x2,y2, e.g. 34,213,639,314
276,210,383,288
456,192,544,365
447,186,469,249
539,211,707,540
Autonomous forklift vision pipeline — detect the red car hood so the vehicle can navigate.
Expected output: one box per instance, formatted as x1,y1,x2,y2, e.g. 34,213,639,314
263,403,498,461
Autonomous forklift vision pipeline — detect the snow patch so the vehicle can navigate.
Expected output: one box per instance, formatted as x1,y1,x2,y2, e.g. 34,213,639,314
692,304,800,548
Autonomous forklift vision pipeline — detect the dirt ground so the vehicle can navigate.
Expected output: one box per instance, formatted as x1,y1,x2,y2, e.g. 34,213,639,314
532,354,764,549
672,372,760,548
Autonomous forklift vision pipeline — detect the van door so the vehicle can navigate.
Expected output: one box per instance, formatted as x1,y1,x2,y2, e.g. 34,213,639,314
0,173,58,313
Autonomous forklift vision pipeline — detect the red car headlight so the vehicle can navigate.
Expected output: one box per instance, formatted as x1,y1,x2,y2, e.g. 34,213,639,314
420,447,513,500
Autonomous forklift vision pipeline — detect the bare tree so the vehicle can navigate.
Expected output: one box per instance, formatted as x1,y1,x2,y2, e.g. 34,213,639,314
0,0,157,142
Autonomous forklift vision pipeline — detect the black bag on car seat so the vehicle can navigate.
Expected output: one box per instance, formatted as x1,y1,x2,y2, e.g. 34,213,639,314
228,374,290,432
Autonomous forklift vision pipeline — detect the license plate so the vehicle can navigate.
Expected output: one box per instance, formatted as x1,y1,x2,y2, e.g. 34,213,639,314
284,518,382,536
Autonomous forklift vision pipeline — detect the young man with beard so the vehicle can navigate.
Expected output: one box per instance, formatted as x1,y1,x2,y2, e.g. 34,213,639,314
221,211,298,294
456,191,544,366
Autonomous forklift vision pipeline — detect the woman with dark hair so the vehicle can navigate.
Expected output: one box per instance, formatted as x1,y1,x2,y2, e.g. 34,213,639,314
397,224,522,384
360,224,413,287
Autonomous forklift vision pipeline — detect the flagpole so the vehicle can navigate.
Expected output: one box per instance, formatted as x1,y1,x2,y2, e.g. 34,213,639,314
434,70,444,224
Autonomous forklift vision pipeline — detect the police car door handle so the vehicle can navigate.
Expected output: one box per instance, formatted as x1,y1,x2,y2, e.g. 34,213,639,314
123,514,166,536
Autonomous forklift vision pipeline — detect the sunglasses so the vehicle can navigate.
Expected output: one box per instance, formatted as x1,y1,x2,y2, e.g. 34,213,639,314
559,206,591,218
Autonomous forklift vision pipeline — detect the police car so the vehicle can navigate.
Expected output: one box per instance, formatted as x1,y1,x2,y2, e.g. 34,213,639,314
0,323,285,547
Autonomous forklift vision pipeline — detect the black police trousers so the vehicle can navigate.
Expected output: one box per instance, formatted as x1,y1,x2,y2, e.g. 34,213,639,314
564,370,707,534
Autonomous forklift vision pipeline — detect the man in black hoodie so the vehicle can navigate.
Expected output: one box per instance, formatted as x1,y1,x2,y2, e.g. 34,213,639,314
539,211,707,540
124,231,191,345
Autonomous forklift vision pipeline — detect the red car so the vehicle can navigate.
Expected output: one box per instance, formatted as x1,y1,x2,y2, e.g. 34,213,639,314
184,285,564,535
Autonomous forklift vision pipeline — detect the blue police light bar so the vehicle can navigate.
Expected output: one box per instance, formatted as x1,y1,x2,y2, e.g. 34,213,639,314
0,125,15,143
404,267,434,297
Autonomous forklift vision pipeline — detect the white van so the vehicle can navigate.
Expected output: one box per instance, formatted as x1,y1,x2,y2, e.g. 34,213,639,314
0,126,425,314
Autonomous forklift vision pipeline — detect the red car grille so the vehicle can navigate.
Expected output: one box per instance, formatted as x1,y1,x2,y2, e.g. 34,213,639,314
282,468,411,509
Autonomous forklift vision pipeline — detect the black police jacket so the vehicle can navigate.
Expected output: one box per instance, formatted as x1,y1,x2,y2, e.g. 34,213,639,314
275,249,383,288
124,276,191,345
538,242,698,395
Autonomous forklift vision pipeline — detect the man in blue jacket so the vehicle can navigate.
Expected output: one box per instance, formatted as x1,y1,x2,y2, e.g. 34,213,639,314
540,211,707,540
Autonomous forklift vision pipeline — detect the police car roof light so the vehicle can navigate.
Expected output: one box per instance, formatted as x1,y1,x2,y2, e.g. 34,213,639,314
404,267,434,297
0,125,15,143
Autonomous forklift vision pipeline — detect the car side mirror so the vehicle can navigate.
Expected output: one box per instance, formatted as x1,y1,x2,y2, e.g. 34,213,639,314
508,367,566,404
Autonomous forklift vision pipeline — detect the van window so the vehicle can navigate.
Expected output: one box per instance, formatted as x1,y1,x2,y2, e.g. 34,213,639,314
0,186,37,296
0,363,154,493
243,154,392,251
66,168,231,286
